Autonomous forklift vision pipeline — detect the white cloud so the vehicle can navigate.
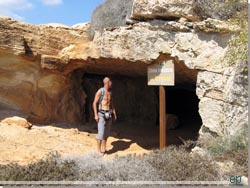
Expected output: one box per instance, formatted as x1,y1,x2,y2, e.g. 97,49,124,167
0,0,32,21
0,0,32,9
41,0,63,5
0,10,24,21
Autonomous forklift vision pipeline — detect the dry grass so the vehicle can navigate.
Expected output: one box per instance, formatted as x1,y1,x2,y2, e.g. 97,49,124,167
1,137,247,181
0,144,223,181
0,152,77,181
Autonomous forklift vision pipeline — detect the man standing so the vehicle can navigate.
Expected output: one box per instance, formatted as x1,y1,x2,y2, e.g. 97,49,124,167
92,77,117,154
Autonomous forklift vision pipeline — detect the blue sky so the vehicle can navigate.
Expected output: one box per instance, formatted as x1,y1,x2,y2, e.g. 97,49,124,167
0,0,105,26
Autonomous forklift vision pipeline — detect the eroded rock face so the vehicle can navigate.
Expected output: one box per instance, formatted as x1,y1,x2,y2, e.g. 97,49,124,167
0,17,89,125
0,17,89,56
197,59,248,138
0,0,247,143
131,0,200,22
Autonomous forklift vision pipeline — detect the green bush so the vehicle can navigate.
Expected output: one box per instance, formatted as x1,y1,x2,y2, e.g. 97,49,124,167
207,128,248,177
206,124,248,155
88,0,133,39
216,6,248,71
225,29,248,67
203,124,248,177
193,0,247,20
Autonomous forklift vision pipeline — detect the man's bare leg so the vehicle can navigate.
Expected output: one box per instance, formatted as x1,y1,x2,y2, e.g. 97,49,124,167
101,140,106,153
101,138,109,153
97,139,102,153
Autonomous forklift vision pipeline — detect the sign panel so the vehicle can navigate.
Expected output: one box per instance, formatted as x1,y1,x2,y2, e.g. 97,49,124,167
147,60,175,86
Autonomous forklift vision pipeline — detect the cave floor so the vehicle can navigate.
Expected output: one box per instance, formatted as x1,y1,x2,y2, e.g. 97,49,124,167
0,116,201,165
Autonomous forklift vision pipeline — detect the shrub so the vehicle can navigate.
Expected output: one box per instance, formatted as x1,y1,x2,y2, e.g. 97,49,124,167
224,4,248,69
0,145,222,181
142,145,222,181
75,152,162,181
0,152,78,181
214,149,248,177
203,124,248,177
206,124,248,155
76,144,221,181
193,0,247,20
224,29,248,67
88,0,133,39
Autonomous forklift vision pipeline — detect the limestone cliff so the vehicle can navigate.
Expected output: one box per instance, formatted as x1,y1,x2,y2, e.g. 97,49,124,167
0,0,248,144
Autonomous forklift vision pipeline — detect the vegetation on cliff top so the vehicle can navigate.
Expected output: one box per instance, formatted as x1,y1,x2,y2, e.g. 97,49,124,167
209,0,248,71
225,1,248,66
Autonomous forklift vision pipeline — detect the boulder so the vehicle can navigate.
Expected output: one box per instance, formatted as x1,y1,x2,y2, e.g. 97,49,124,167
166,114,180,130
1,116,32,129
131,0,200,22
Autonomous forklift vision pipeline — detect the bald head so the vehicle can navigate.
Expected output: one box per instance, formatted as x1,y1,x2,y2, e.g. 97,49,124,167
103,77,112,89
103,77,110,84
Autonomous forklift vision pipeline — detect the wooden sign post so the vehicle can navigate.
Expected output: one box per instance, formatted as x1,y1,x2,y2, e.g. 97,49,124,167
147,60,175,149
159,86,166,149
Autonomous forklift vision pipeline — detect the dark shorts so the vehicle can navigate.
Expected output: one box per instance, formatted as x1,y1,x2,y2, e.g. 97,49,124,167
96,112,112,140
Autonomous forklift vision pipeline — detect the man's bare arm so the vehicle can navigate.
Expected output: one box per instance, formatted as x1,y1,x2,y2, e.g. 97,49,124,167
93,89,101,122
112,99,117,121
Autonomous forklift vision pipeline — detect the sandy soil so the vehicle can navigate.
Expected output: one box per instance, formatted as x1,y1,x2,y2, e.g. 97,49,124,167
0,110,201,165
0,121,154,165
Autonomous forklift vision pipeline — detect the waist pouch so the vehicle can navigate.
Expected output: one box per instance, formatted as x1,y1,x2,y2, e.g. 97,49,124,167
100,110,113,120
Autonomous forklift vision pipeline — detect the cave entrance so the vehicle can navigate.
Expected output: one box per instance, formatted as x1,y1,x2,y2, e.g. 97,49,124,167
82,73,158,125
78,57,202,150
164,87,202,146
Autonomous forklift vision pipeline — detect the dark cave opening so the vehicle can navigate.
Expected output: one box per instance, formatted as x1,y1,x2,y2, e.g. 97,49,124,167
164,87,203,145
166,88,201,120
82,73,158,125
81,71,202,149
